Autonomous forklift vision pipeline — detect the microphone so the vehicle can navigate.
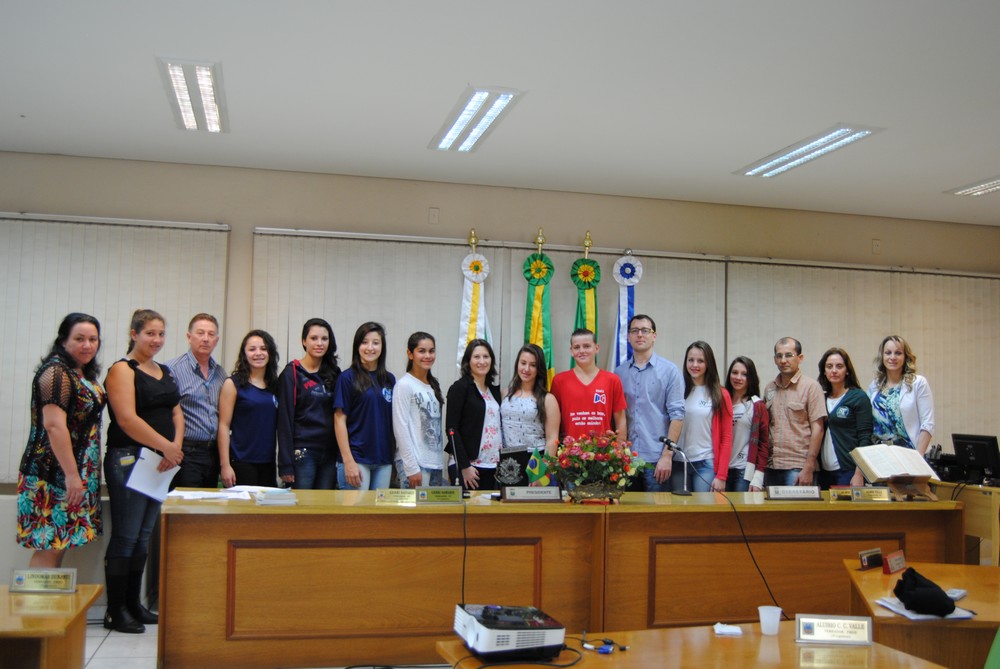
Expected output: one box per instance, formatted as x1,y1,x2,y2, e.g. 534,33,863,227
659,436,691,496
447,429,464,492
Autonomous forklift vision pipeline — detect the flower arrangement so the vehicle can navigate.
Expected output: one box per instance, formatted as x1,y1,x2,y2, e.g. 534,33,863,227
544,430,645,489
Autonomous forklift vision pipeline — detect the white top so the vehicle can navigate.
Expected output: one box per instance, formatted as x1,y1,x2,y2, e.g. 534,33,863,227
729,398,753,470
677,385,713,463
821,396,840,470
500,395,546,450
392,373,444,476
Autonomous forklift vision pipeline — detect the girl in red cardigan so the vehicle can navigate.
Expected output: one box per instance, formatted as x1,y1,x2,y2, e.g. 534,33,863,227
671,341,732,493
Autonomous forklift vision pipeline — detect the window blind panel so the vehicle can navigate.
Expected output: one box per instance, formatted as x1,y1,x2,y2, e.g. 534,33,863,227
0,218,228,482
726,263,892,385
894,273,1000,444
251,234,502,395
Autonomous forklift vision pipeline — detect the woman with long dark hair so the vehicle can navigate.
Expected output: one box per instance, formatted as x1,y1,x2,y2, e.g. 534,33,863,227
392,331,445,488
500,343,559,456
104,308,183,633
724,356,770,492
334,322,396,490
818,347,873,488
218,330,280,487
17,313,106,568
277,318,340,489
672,341,732,493
446,339,503,490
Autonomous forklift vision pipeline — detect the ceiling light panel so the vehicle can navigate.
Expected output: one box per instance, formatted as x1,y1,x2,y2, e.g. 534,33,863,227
431,87,520,153
947,176,1000,197
737,124,882,178
158,58,227,133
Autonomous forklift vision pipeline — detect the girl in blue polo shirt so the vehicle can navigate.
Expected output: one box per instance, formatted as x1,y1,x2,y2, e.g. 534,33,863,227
334,322,396,490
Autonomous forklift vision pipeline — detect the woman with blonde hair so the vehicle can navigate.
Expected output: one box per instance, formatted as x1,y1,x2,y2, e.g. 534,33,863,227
868,335,934,454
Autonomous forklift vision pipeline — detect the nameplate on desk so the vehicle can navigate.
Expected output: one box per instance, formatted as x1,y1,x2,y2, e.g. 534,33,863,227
858,548,883,570
795,614,872,645
798,645,872,667
882,549,906,574
828,486,853,501
10,568,77,593
500,486,562,502
416,486,463,504
375,488,417,506
851,486,891,502
766,485,821,500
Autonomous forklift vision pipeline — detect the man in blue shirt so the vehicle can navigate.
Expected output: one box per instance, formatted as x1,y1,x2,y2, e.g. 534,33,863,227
614,315,685,492
166,313,227,489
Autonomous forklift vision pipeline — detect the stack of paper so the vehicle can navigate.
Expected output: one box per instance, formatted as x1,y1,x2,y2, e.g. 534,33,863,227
254,489,298,506
875,596,975,620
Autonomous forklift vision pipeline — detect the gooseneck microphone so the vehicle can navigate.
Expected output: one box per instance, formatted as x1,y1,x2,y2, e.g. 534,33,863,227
448,428,462,488
659,436,691,496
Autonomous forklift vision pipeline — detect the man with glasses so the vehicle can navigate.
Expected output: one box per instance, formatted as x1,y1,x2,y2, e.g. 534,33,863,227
764,337,825,487
615,315,684,492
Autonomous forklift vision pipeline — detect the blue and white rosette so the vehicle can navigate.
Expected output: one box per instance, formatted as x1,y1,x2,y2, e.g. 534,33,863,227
609,255,643,370
457,253,493,368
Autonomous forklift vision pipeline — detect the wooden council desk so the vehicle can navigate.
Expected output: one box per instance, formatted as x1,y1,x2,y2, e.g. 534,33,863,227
846,559,1000,668
436,622,946,668
159,491,964,668
0,583,103,669
932,481,1000,565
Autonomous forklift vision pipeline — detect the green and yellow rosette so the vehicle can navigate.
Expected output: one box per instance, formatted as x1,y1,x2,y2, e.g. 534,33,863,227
523,252,555,386
571,258,601,366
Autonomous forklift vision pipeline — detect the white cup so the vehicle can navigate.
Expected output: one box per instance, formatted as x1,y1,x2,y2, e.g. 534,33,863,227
758,605,782,635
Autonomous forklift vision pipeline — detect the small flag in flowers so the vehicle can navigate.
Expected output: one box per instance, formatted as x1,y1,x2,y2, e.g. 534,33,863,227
457,253,493,368
526,448,551,486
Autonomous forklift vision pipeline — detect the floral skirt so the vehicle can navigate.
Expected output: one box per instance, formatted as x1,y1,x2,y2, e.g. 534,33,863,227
16,455,103,551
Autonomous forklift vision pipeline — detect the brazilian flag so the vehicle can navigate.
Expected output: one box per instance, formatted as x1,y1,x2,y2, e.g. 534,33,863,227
526,448,551,486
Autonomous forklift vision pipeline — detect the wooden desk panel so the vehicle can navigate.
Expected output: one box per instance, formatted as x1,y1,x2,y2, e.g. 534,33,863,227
437,622,947,668
932,481,1000,565
605,493,965,631
0,584,102,669
159,492,605,668
846,559,1000,668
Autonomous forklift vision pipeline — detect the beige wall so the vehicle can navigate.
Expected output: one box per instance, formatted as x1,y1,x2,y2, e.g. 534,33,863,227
3,150,999,357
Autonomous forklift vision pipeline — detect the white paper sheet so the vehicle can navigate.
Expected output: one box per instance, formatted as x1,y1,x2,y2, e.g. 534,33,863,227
125,448,180,502
875,596,975,620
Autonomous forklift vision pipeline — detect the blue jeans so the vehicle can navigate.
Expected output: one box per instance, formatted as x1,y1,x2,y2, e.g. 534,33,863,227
764,468,814,487
670,458,715,493
104,446,162,560
641,467,672,492
818,468,854,489
337,463,392,491
395,460,445,488
292,447,338,490
727,468,751,492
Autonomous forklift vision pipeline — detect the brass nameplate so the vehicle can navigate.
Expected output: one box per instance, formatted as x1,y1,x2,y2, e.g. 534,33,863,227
10,568,77,593
829,487,853,502
375,488,417,506
766,485,821,500
500,486,562,502
417,486,463,504
795,614,872,645
9,593,76,615
851,486,891,502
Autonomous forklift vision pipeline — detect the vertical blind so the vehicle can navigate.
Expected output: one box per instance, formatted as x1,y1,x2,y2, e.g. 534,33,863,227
0,217,228,482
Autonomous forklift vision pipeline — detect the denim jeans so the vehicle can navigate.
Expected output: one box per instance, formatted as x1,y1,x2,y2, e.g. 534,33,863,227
670,458,716,493
104,446,162,560
764,468,813,487
394,460,445,488
292,447,338,490
727,468,751,492
337,463,392,491
641,467,673,492
818,468,854,489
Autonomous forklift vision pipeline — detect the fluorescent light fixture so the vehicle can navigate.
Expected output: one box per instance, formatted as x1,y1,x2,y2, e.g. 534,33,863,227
431,87,520,152
947,176,1000,197
737,124,882,178
158,58,227,133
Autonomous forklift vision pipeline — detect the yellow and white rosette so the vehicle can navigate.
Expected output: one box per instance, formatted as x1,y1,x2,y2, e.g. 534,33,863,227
456,253,493,368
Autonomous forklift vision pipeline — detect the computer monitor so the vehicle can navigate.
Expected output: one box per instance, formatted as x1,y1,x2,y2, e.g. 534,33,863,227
951,434,1000,482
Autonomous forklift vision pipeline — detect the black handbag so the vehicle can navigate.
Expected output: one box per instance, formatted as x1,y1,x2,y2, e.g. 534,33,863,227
893,567,956,616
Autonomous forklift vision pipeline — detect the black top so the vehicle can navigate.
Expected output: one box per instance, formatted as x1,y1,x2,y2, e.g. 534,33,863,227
106,358,180,449
445,375,502,471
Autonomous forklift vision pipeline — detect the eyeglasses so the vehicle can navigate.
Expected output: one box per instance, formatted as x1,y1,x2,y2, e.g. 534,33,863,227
774,352,798,360
628,328,654,335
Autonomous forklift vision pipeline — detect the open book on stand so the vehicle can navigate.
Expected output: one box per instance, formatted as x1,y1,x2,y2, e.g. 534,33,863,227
853,444,938,501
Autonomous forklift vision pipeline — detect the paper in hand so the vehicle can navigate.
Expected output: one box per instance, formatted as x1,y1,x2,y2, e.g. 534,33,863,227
125,448,180,502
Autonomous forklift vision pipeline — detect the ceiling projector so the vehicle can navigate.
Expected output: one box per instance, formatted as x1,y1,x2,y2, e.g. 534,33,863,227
453,604,565,661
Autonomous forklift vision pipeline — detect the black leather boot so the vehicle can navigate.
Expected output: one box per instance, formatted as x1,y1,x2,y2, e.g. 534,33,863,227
126,553,158,625
104,557,145,633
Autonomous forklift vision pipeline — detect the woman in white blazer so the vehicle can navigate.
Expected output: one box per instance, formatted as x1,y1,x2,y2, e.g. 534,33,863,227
867,335,934,454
